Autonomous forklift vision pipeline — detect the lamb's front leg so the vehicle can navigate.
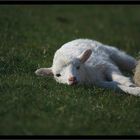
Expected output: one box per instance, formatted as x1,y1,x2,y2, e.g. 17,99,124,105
104,64,135,87
95,79,140,96
94,69,140,96
95,80,120,91
103,71,140,96
109,71,135,87
94,71,120,90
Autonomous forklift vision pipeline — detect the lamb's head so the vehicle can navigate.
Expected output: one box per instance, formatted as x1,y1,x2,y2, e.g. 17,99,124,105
35,49,92,85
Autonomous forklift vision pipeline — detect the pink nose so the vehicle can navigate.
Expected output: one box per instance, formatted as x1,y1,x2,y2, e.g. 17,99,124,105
68,76,77,82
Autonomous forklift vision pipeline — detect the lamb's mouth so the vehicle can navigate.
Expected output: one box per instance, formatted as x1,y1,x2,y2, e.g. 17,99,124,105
68,81,78,86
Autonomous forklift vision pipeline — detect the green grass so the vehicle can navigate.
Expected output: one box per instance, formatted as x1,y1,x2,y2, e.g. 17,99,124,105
1,5,140,135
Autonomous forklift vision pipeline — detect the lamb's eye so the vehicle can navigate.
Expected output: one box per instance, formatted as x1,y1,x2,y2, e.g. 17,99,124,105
56,74,61,77
76,66,80,70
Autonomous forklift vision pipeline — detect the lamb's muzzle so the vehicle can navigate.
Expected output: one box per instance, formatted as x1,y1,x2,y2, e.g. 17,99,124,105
68,76,78,85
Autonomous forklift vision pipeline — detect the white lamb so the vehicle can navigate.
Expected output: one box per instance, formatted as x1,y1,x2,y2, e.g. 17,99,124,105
35,39,140,96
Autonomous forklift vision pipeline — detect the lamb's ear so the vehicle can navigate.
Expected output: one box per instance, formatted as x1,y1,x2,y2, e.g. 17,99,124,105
35,68,53,76
78,49,92,63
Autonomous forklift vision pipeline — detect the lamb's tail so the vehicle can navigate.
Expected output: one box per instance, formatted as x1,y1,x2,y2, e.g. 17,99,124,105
118,85,140,96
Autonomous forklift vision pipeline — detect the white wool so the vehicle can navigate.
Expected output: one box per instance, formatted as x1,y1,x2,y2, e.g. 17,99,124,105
35,39,140,96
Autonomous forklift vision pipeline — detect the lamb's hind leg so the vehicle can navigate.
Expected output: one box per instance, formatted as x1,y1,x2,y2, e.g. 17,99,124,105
104,45,137,72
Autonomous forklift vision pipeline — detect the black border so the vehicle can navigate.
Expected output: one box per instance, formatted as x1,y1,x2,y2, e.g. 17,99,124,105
0,0,140,139
0,0,139,5
0,135,140,139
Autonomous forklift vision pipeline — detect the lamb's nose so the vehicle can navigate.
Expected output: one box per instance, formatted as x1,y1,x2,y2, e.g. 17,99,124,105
68,76,77,82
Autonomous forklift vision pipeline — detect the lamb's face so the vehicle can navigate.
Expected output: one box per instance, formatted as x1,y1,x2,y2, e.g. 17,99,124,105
35,49,92,86
52,58,82,85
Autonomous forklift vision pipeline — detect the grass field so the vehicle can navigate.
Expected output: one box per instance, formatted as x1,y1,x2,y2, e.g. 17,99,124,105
1,5,140,135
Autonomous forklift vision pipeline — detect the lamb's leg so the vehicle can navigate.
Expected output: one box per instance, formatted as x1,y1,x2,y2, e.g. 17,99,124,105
99,68,140,96
96,80,140,96
103,63,135,87
108,71,135,87
104,45,137,71
95,80,120,91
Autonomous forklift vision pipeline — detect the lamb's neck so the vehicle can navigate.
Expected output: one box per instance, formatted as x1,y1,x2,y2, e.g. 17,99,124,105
81,65,99,85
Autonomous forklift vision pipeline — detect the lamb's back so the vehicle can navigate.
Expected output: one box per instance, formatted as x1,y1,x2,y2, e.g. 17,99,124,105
60,39,102,57
53,39,111,67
